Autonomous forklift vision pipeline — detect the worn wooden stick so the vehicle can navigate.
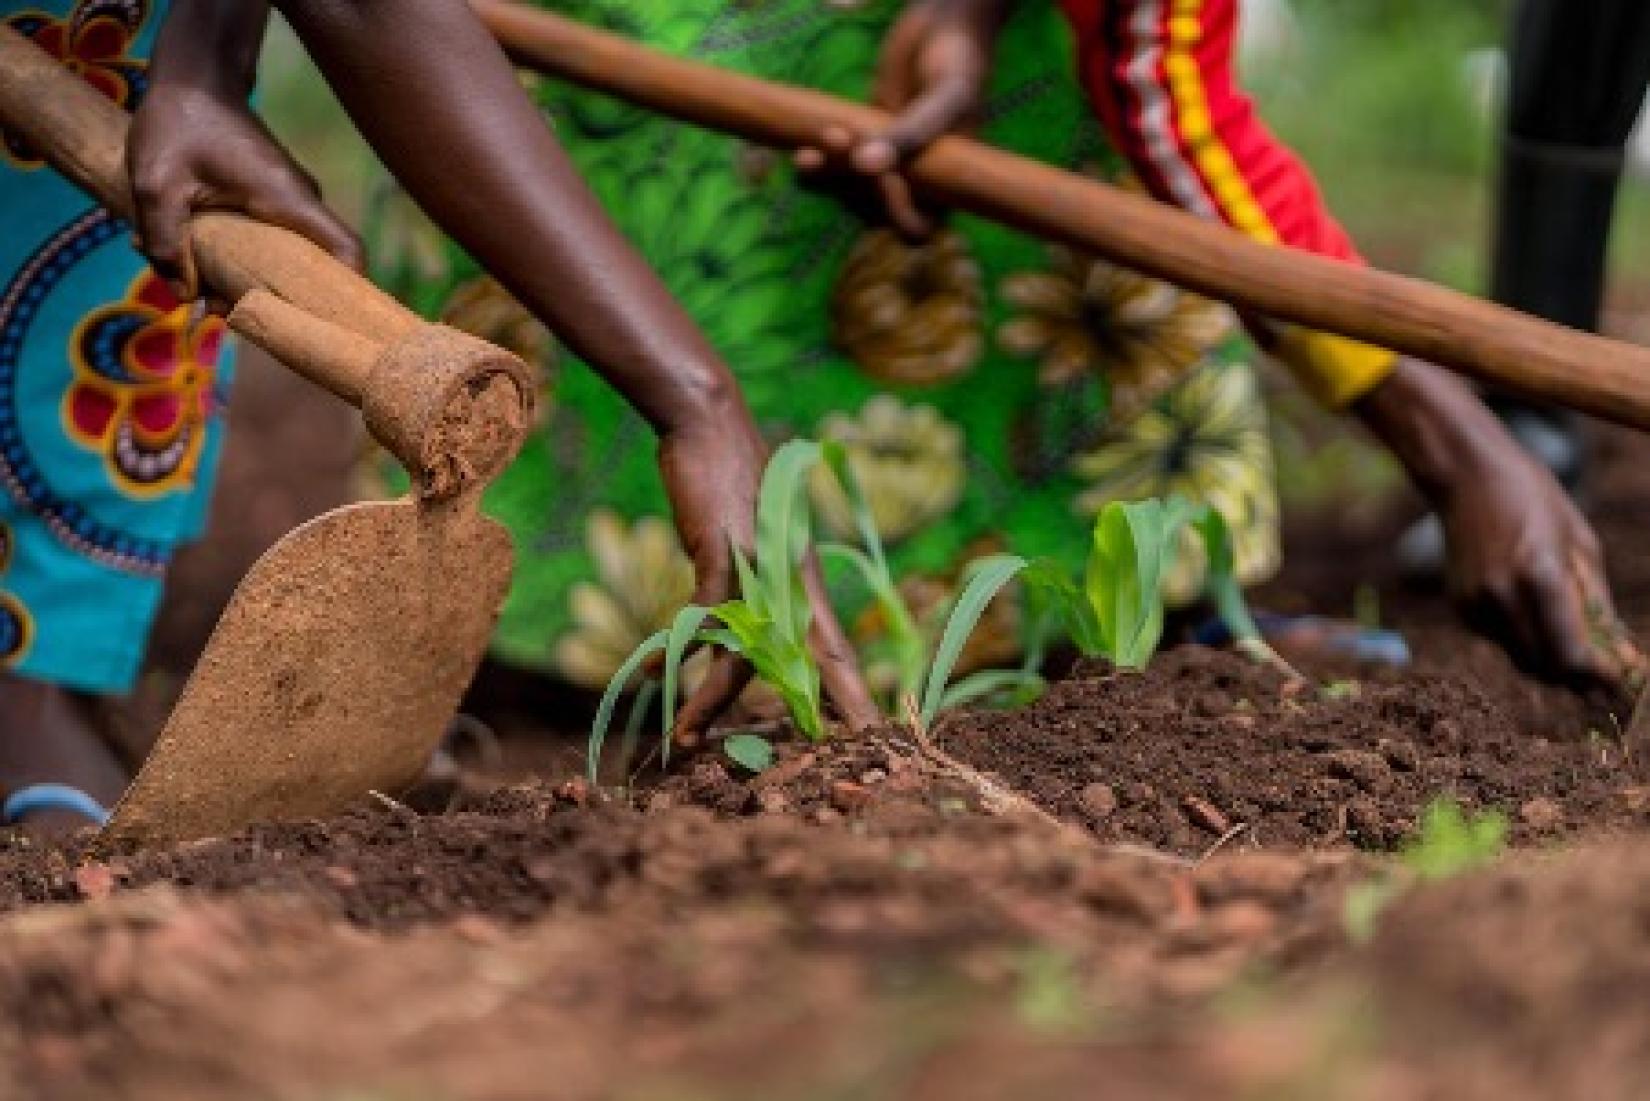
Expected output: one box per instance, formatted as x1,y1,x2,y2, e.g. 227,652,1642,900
476,0,1650,431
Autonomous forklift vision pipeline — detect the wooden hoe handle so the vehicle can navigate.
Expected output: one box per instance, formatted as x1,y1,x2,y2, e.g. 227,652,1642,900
0,25,532,496
475,0,1650,432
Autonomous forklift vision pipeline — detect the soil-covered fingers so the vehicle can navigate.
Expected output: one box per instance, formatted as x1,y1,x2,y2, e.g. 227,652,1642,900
1518,552,1621,695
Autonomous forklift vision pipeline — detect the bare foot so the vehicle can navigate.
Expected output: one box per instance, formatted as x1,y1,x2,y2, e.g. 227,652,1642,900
0,673,127,833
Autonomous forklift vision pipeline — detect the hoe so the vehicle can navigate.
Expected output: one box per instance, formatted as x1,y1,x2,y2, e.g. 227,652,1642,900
0,25,534,847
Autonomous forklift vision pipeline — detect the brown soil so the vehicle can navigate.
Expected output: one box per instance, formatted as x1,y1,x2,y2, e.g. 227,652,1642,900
943,646,1645,855
5,357,1650,1097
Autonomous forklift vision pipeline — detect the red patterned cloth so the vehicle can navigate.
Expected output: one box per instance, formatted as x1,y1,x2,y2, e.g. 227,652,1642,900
1059,0,1396,404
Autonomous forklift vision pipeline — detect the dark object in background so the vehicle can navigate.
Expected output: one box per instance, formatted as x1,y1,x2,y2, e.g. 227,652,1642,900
1490,0,1650,488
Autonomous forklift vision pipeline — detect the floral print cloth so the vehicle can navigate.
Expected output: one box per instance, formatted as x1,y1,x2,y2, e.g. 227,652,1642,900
366,0,1278,692
0,0,231,693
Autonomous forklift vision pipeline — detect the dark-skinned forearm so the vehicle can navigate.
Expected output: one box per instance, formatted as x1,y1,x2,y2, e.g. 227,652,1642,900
1353,356,1508,504
151,0,270,98
269,0,740,434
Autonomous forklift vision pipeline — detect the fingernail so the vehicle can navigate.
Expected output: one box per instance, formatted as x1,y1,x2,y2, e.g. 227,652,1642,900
855,142,896,175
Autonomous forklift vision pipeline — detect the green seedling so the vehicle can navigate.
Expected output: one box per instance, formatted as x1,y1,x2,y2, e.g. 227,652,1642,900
1402,798,1507,881
1194,506,1303,680
1014,497,1274,675
818,440,927,706
917,553,1037,728
1087,496,1198,668
588,440,826,781
819,441,1042,727
1344,797,1507,942
722,732,776,773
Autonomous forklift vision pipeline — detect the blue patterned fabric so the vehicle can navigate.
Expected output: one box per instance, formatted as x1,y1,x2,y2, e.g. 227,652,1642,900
0,0,232,693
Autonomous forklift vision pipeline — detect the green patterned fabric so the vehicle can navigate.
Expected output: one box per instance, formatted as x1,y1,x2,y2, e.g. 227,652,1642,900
364,0,1278,692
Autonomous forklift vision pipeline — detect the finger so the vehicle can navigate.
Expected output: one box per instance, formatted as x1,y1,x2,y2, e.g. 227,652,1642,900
803,555,878,732
1521,556,1613,689
246,187,365,272
855,59,983,176
673,651,755,748
793,146,827,174
875,172,935,242
870,16,922,113
131,173,197,301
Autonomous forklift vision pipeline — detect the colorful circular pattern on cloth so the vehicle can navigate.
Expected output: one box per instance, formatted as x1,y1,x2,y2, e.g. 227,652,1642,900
0,209,181,575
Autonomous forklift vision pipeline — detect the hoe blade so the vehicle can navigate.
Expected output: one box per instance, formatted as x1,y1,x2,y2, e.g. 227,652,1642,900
100,496,511,849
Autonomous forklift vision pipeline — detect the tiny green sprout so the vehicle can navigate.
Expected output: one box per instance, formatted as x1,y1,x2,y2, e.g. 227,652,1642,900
1323,680,1361,701
1344,797,1507,942
722,732,776,773
1402,798,1507,881
818,440,926,707
919,553,1033,728
1013,948,1091,1036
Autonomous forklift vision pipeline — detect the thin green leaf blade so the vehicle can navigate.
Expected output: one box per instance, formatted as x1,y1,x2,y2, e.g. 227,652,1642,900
921,554,1028,727
755,439,822,635
587,629,669,783
660,604,713,766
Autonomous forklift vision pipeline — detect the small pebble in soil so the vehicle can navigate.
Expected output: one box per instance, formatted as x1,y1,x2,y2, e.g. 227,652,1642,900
1079,783,1119,823
1520,797,1564,831
830,780,873,814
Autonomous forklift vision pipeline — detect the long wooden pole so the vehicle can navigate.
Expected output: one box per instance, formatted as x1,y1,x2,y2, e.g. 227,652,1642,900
476,0,1650,430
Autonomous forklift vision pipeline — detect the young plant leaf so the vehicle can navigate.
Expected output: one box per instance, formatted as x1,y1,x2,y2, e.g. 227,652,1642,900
723,732,776,773
1192,506,1303,681
941,667,1048,711
921,554,1029,727
660,604,713,768
1087,498,1197,668
821,542,926,706
821,440,890,578
754,439,822,637
587,628,670,782
1021,557,1103,657
617,677,659,773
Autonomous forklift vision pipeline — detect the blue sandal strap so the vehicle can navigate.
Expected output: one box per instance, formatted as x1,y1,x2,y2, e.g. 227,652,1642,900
2,783,111,826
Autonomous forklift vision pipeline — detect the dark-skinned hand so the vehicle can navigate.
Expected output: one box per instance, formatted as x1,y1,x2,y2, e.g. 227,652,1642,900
659,418,879,745
794,0,1004,239
1441,447,1640,699
1357,355,1643,700
127,84,362,304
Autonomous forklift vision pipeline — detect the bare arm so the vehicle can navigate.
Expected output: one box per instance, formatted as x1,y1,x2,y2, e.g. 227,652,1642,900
268,0,737,436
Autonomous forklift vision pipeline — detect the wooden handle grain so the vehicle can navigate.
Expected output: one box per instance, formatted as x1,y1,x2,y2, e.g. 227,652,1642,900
475,0,1650,431
0,24,417,362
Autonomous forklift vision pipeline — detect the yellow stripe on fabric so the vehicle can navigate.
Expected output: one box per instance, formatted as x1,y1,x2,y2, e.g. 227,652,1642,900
1273,327,1398,407
1162,0,1278,243
1161,0,1392,405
